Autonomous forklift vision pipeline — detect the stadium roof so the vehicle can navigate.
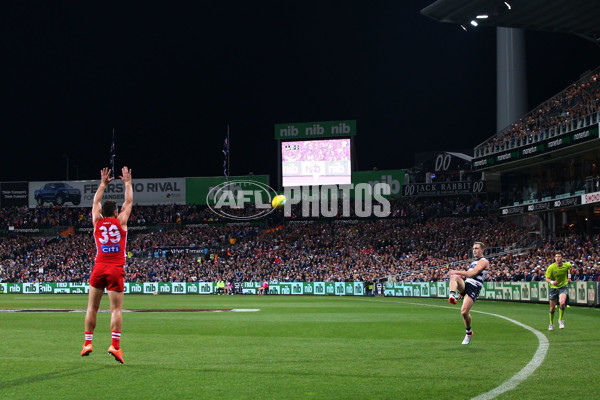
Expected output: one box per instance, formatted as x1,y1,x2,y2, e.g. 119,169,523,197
421,0,600,43
445,152,472,162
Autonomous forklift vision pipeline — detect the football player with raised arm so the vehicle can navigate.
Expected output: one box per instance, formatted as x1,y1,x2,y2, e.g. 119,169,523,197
81,166,132,363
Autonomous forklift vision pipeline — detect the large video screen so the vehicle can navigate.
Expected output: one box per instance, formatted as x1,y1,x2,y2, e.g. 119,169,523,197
281,139,351,186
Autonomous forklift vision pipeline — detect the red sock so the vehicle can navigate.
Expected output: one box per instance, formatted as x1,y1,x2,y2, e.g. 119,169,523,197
111,330,121,349
84,331,93,346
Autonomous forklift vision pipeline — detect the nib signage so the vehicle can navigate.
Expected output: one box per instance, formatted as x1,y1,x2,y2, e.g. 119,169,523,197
352,169,405,198
274,120,357,139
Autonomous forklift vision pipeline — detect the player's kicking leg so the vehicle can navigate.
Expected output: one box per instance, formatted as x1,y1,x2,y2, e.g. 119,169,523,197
449,275,465,305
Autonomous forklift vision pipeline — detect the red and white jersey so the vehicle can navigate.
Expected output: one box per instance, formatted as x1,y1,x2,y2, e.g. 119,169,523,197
94,217,127,265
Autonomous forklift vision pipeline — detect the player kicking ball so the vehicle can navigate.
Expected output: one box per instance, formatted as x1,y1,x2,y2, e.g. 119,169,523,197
81,166,133,363
447,242,489,345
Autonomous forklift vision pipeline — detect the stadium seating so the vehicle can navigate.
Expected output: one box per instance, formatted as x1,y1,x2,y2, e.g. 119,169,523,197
475,70,600,157
2,201,598,284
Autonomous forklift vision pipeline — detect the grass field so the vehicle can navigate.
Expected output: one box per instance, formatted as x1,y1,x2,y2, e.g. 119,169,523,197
0,294,598,400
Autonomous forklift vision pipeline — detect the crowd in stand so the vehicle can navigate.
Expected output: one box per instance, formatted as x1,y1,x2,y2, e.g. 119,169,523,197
402,234,600,284
476,70,600,156
0,197,496,230
0,204,218,229
0,206,89,229
2,202,599,285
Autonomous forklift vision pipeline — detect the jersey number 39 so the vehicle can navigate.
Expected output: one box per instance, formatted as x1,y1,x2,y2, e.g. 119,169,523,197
98,224,121,244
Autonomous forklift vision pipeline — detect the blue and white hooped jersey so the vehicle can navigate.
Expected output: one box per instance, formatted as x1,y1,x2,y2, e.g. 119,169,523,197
465,257,488,288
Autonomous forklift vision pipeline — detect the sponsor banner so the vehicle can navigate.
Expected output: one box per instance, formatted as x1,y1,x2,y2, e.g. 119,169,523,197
242,281,260,295
0,181,29,207
3,282,77,294
2,282,596,304
385,282,432,297
473,123,600,170
185,282,199,294
157,282,173,294
5,283,23,293
353,282,365,296
273,283,291,295
402,181,486,197
573,281,597,306
152,247,206,257
436,282,447,298
529,282,541,302
170,282,187,294
76,225,161,234
39,283,55,293
198,282,214,294
501,195,582,216
126,283,142,294
0,227,55,236
22,283,39,294
382,281,571,304
142,282,159,294
266,282,363,296
352,170,405,198
581,191,600,205
275,120,356,140
309,282,324,295
29,178,186,208
185,175,269,206
575,281,586,305
569,284,578,304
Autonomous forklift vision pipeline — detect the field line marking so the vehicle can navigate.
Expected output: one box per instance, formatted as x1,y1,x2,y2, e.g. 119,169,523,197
0,308,260,313
350,297,549,400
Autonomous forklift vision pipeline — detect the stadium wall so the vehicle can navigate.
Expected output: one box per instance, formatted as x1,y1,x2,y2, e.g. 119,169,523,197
1,281,598,306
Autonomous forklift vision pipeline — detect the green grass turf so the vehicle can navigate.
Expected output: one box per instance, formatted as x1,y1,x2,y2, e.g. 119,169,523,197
0,295,598,399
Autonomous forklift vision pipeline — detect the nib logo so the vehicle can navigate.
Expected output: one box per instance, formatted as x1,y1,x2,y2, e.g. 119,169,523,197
279,126,299,137
368,175,400,195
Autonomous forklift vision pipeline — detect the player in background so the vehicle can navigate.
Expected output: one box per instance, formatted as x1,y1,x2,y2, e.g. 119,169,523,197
258,280,269,295
447,241,489,345
545,252,572,330
81,166,133,363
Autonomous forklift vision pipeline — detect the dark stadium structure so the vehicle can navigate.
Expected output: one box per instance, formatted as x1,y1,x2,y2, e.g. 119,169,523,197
421,0,600,42
422,0,600,237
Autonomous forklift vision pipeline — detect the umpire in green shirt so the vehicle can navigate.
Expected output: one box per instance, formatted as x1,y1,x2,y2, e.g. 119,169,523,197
544,252,572,331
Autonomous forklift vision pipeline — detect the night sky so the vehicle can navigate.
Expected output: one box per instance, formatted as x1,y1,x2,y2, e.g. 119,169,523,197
2,1,600,182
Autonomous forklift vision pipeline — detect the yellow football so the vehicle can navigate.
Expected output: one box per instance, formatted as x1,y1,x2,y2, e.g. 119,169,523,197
271,194,286,209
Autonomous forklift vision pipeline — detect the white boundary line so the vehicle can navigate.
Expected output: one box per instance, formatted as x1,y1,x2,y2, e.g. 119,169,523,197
352,298,549,400
0,308,261,313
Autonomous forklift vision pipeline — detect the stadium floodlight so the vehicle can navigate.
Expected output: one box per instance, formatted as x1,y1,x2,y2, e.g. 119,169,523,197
476,15,488,19
460,24,467,31
504,2,511,10
470,20,478,27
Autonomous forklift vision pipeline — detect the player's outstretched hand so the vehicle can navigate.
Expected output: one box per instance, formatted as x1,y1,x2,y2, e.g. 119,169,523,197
120,166,132,184
100,168,114,185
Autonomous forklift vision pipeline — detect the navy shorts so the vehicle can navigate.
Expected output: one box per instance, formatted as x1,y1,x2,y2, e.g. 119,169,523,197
461,281,482,302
